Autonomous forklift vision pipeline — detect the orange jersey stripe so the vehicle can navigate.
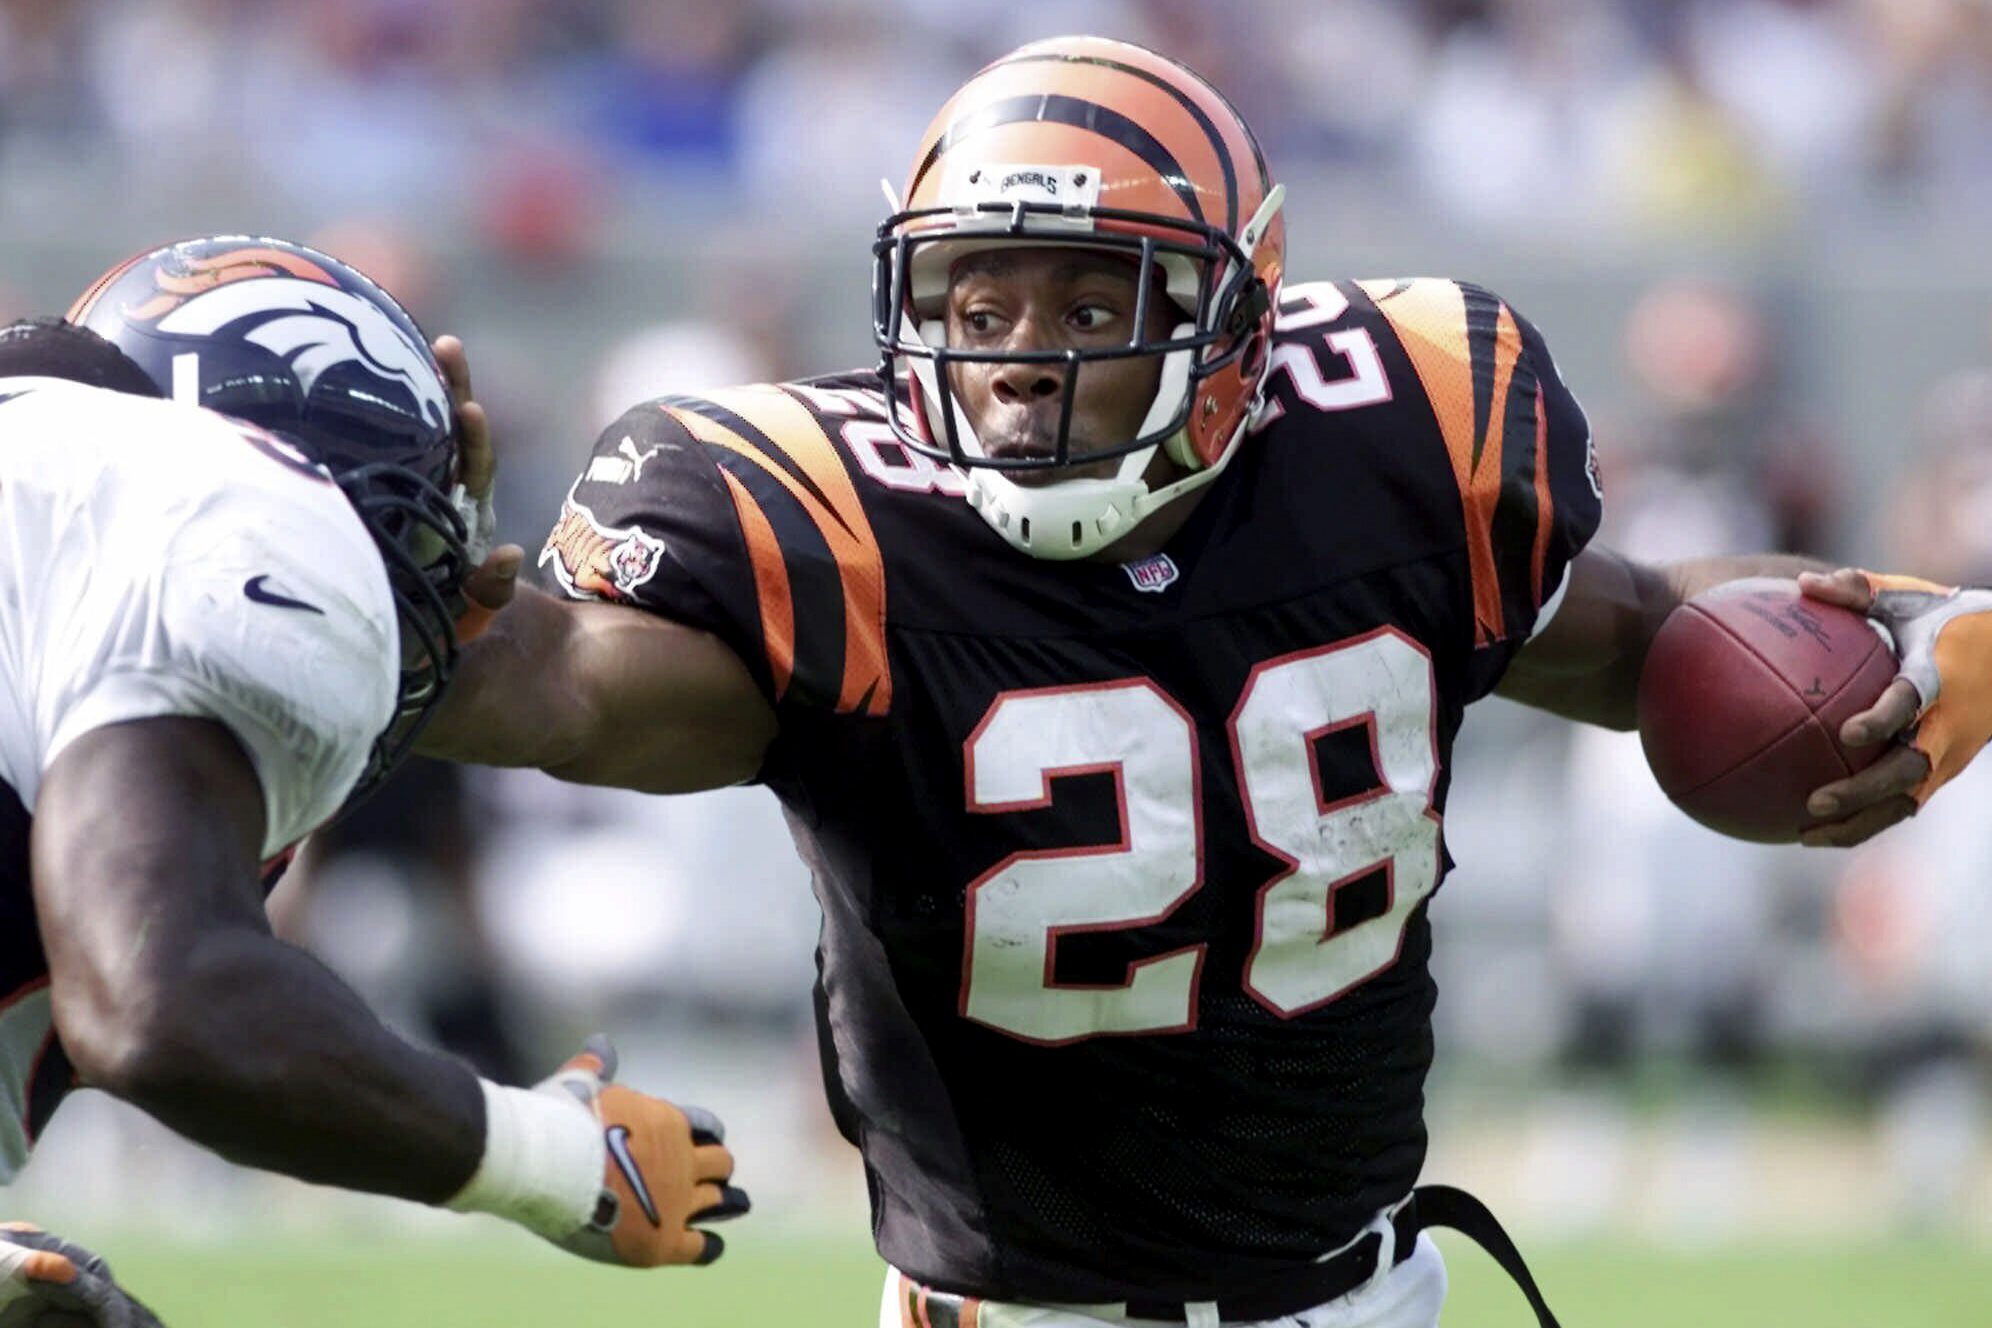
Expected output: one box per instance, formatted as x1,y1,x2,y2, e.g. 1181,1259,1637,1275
666,389,891,715
1480,303,1528,639
1530,385,1554,607
1362,278,1514,644
716,467,796,700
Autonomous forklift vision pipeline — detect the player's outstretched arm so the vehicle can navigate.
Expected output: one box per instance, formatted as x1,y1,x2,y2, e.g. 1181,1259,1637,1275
420,575,777,793
1499,546,1957,846
421,334,775,793
1496,546,1832,730
33,717,745,1263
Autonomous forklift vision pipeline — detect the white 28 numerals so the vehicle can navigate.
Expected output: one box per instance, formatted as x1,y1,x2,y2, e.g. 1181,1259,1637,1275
962,630,1440,1044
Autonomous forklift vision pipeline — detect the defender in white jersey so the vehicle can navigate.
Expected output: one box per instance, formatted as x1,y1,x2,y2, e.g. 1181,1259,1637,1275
0,238,746,1327
0,378,399,1174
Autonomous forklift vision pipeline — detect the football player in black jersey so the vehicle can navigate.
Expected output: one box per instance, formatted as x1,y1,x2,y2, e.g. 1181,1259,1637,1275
424,35,1992,1328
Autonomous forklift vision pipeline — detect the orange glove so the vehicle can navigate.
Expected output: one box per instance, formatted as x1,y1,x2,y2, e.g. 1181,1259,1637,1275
1860,572,1992,803
537,1038,750,1267
447,1035,749,1267
0,1223,164,1327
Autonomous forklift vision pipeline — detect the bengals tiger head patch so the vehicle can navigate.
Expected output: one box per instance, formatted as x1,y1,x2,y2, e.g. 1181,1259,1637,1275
540,493,667,603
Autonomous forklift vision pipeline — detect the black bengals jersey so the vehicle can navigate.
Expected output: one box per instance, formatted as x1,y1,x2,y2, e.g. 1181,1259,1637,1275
544,278,1601,1304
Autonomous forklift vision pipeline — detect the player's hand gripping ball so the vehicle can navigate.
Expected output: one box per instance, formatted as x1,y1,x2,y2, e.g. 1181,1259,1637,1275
1637,578,1896,842
0,1224,164,1328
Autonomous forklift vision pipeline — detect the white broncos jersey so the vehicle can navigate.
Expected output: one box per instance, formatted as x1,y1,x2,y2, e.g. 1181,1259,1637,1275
0,378,398,1178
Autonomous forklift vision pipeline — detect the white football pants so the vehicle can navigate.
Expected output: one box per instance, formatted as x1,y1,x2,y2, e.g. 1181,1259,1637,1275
879,1234,1446,1328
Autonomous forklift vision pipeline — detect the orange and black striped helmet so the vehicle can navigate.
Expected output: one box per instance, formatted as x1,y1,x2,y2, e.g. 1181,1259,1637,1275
872,36,1285,555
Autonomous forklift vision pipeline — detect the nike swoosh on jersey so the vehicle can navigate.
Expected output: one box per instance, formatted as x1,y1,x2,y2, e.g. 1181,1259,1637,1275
243,575,324,614
604,1126,661,1225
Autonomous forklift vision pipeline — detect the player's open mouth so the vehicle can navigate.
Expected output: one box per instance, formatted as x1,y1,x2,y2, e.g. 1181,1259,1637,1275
985,438,1057,463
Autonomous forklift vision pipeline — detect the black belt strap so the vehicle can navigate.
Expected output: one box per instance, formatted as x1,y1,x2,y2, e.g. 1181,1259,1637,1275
1408,1184,1562,1328
909,1183,1562,1327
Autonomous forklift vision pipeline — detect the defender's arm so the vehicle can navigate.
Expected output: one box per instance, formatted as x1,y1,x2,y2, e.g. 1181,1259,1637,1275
34,715,485,1200
35,715,747,1264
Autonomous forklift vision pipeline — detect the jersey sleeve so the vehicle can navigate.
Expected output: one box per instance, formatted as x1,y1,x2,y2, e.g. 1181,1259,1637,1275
1357,278,1603,698
41,481,398,858
541,388,891,717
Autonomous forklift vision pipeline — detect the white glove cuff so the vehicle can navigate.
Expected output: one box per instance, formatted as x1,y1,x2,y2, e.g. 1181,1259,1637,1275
0,1239,42,1311
445,1078,604,1240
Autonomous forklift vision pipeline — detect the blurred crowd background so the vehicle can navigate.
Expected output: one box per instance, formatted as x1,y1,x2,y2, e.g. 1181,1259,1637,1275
6,0,1992,1247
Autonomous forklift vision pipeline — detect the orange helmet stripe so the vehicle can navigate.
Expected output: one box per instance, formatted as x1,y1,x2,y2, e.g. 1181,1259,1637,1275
907,45,1266,235
910,92,1210,224
988,47,1267,225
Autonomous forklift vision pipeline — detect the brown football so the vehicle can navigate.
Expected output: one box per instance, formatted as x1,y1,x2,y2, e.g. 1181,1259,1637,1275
1636,578,1897,843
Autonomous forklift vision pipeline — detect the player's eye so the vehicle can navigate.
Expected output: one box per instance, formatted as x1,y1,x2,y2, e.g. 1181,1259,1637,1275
1068,303,1118,332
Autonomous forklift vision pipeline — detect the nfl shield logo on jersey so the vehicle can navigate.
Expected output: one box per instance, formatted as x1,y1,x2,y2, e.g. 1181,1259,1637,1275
1121,552,1180,593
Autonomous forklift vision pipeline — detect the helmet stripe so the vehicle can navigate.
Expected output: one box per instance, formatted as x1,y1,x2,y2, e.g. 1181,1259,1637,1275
64,251,148,324
910,94,1204,225
991,51,1249,233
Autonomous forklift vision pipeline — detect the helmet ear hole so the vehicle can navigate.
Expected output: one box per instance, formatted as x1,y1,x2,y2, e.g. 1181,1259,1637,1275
1238,329,1268,382
1224,277,1271,338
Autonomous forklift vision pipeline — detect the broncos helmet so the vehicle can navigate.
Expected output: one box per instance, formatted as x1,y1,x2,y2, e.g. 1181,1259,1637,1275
67,235,471,796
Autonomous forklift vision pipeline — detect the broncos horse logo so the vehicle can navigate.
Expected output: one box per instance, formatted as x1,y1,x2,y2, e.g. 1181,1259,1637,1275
130,253,450,432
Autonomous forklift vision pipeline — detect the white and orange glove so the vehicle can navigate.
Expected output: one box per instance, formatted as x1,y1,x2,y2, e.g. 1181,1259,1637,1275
0,1224,164,1328
1801,569,1992,804
446,1036,749,1267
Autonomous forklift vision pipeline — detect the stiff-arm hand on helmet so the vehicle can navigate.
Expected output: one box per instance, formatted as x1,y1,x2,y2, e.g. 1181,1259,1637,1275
431,334,521,643
0,1224,164,1328
1798,569,1992,836
445,1036,750,1267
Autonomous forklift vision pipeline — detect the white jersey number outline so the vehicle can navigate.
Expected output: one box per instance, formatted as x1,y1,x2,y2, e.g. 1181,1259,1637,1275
960,630,1441,1043
1252,282,1393,430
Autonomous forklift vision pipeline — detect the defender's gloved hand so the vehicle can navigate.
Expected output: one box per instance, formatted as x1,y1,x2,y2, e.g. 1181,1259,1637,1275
0,1224,164,1328
447,1036,749,1267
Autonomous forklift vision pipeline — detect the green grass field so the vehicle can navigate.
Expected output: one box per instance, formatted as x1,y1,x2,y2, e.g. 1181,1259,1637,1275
89,1230,1992,1327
